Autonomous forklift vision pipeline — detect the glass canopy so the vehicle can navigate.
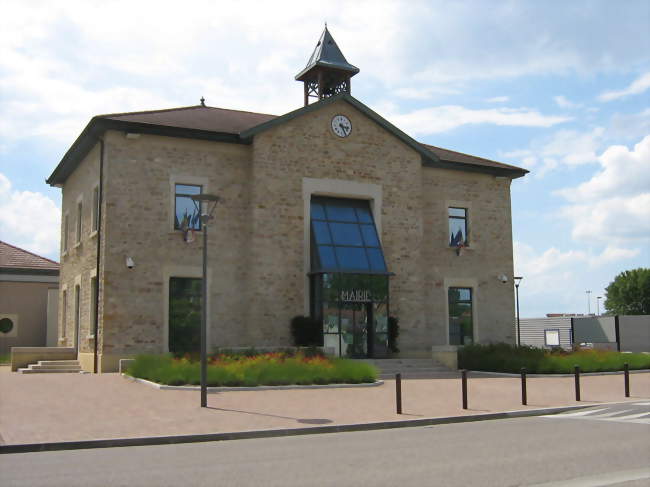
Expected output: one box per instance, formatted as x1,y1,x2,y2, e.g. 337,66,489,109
310,197,388,274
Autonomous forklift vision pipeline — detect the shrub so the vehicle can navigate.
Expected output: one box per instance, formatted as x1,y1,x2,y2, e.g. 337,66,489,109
125,351,377,386
290,315,323,347
458,342,650,373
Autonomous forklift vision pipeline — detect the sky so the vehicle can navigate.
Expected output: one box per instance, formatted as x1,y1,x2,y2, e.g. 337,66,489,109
0,0,648,318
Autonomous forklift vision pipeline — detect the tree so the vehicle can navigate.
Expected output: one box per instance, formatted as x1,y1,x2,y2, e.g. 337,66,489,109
604,268,650,315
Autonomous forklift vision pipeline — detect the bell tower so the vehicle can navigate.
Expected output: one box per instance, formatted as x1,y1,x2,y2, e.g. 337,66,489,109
295,25,360,106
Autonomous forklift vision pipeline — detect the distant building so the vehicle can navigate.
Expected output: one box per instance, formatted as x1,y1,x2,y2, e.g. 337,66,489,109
46,27,528,372
0,241,59,354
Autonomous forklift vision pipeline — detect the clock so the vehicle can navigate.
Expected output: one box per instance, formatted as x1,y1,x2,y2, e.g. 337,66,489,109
331,114,352,138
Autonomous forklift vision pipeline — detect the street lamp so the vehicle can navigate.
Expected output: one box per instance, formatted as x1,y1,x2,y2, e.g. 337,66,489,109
514,276,523,346
586,290,592,316
191,193,220,408
597,296,602,316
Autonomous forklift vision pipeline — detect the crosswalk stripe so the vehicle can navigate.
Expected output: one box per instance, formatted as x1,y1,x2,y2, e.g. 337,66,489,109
548,408,608,418
601,412,650,421
588,409,634,418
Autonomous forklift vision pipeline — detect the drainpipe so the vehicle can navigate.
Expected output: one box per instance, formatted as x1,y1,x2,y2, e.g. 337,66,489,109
93,137,105,373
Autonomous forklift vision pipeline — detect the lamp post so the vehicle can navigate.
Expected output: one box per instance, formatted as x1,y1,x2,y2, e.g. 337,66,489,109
514,276,523,346
191,193,220,408
597,296,602,316
586,290,592,316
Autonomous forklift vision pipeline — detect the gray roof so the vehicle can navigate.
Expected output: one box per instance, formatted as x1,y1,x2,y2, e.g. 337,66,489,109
295,26,360,81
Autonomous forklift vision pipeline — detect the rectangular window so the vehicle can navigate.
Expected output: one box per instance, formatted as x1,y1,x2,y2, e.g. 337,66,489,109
90,276,97,335
169,277,202,355
63,214,69,252
449,207,468,247
545,329,561,347
76,201,83,243
61,290,67,338
92,186,99,232
74,284,81,349
448,287,473,345
174,184,202,230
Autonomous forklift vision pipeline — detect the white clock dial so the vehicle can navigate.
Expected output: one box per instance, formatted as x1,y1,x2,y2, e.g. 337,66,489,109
331,115,352,138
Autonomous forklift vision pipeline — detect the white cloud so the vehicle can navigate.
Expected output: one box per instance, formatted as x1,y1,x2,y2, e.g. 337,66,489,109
486,96,509,103
556,135,650,245
383,105,571,136
0,173,61,258
553,95,581,109
610,108,650,140
501,127,604,177
598,72,650,102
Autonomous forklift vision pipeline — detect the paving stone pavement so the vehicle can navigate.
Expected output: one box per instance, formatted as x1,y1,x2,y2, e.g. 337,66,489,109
1,365,648,446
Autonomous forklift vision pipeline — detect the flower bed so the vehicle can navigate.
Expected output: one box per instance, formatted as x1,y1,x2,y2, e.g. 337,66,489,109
458,343,650,374
125,351,378,387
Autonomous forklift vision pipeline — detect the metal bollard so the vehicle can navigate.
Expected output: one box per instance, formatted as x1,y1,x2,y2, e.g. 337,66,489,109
461,369,468,409
396,373,402,414
521,367,527,405
574,365,581,401
624,363,630,398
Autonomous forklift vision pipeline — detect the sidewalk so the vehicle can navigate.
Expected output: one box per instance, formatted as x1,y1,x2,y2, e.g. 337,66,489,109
1,365,648,448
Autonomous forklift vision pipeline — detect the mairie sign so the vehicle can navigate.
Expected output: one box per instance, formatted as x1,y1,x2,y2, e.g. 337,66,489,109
340,289,371,302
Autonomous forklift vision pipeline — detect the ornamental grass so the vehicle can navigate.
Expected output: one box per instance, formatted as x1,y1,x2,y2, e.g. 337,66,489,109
126,351,378,387
458,343,650,374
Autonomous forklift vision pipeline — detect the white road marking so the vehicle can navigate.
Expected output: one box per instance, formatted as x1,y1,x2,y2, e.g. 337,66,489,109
528,467,650,486
542,408,608,418
601,411,650,421
633,401,650,406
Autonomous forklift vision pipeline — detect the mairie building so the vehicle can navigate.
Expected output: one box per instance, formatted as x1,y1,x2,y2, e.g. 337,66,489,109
47,27,528,372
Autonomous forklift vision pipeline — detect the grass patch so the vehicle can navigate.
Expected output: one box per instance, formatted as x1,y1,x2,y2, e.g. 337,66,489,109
458,343,650,374
126,351,378,387
0,353,9,364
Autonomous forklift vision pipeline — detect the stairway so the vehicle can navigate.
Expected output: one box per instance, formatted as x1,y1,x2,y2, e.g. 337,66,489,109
360,358,454,379
18,360,82,374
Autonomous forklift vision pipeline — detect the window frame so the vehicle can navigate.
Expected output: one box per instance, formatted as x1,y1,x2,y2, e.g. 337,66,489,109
448,286,474,346
91,184,99,234
173,183,203,231
63,212,69,253
75,199,83,244
448,206,469,247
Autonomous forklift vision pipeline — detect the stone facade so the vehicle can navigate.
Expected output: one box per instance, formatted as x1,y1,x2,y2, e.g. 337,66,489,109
54,96,522,372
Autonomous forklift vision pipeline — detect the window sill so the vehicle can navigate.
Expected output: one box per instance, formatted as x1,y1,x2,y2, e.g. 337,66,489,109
89,230,98,239
73,241,82,250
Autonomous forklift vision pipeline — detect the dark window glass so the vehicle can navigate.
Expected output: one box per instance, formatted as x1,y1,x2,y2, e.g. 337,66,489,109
175,184,201,230
311,203,326,219
312,221,331,244
448,287,473,346
360,224,379,246
367,248,386,271
449,207,468,246
325,205,357,222
310,197,387,273
329,222,363,246
355,207,373,223
169,277,202,355
317,245,338,269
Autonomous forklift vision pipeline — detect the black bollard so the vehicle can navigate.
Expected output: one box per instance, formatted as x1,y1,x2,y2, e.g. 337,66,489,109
574,365,581,401
461,369,468,409
521,367,527,405
624,363,630,398
396,373,402,414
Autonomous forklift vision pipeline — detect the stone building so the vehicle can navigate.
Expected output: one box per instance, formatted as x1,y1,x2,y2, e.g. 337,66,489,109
47,27,527,372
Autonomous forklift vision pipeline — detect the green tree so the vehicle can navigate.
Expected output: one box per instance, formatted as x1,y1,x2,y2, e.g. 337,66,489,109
604,268,650,315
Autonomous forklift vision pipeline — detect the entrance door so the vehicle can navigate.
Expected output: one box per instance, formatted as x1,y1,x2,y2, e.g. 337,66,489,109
340,302,376,358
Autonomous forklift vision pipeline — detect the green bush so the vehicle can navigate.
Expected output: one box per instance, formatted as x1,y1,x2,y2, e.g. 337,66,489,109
458,343,650,374
125,352,377,386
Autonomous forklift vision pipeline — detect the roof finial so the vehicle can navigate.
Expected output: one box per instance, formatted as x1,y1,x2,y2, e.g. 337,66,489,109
200,96,205,107
324,21,327,29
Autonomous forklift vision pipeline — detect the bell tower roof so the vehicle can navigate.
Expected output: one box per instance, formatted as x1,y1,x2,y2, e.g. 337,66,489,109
295,26,360,81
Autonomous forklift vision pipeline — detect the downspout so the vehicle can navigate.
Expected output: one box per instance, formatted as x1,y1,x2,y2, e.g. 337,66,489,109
93,137,105,373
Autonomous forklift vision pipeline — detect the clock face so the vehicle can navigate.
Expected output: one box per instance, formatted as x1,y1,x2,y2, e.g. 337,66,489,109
331,115,352,138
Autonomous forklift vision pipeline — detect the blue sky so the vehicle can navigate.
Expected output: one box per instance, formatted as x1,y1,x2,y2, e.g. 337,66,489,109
0,0,648,317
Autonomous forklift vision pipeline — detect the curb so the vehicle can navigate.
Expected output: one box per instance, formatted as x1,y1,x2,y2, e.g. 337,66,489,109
0,403,602,455
121,374,384,391
468,369,650,378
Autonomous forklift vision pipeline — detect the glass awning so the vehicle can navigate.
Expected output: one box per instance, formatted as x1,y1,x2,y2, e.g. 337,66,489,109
310,197,388,274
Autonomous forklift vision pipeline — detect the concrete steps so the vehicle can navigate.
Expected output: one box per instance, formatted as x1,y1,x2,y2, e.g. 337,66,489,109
18,360,82,374
357,358,454,379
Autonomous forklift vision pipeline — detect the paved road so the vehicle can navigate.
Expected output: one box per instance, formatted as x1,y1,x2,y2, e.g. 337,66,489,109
2,403,649,487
